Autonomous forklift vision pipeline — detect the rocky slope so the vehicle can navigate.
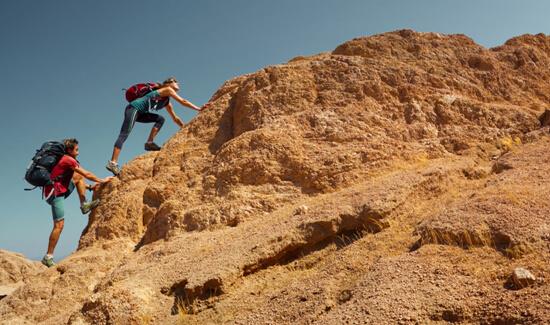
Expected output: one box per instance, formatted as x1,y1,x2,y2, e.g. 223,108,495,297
1,30,549,324
0,250,43,301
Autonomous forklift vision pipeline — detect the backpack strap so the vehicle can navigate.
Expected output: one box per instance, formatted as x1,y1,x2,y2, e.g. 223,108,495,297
43,186,55,201
42,173,64,200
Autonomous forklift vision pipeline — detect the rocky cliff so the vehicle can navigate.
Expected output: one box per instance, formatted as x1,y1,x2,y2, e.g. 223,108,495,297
1,30,549,324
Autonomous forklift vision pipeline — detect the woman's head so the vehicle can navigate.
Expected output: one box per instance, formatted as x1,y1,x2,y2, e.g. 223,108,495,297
162,77,180,91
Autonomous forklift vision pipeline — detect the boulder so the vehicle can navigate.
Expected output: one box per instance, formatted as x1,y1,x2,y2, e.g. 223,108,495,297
511,267,536,289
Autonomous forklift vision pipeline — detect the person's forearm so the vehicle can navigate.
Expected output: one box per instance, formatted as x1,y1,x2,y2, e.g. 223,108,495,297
83,171,101,183
159,88,201,111
172,116,184,127
177,98,200,111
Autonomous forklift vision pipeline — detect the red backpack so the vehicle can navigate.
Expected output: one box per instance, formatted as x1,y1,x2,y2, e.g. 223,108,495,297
124,82,160,102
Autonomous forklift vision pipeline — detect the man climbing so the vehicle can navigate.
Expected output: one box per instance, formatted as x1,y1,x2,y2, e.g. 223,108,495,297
106,77,204,176
42,138,113,267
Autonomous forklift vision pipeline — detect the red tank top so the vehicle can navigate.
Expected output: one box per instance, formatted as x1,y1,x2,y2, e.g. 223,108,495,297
44,155,79,197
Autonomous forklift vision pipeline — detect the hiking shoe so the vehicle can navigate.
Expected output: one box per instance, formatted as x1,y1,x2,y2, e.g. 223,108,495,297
41,255,55,268
106,161,121,176
80,199,100,214
144,142,161,151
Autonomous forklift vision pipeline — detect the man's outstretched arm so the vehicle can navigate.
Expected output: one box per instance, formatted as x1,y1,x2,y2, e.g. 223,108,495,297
74,166,112,184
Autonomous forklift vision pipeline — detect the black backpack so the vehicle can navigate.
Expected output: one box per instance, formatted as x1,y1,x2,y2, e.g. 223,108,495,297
24,141,66,190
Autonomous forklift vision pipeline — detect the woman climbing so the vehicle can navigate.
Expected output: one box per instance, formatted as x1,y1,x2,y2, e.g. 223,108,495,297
106,77,204,176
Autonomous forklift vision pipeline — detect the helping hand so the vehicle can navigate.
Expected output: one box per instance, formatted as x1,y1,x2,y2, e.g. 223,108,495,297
100,176,114,184
88,177,114,191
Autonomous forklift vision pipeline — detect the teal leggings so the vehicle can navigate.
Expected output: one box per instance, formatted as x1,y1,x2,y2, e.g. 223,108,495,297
46,182,75,221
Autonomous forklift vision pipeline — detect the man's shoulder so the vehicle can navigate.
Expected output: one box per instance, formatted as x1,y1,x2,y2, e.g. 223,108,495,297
60,155,79,166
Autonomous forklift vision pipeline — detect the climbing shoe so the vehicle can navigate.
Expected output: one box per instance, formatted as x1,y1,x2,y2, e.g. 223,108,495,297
41,255,55,268
80,199,100,214
144,142,161,151
106,161,121,176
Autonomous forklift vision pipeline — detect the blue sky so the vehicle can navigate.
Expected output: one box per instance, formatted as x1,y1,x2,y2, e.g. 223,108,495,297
1,0,548,261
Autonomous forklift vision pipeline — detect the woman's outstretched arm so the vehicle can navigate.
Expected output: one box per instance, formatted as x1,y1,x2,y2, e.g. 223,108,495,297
157,87,202,111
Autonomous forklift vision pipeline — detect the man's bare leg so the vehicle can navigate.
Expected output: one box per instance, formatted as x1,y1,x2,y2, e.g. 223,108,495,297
73,173,100,214
47,219,64,255
72,173,87,204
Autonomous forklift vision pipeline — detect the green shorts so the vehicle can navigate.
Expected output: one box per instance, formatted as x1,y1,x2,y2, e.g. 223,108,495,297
46,181,75,222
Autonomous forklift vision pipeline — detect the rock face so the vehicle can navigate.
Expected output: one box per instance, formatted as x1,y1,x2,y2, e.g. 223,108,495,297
1,30,550,324
0,250,42,285
0,250,43,300
540,109,550,127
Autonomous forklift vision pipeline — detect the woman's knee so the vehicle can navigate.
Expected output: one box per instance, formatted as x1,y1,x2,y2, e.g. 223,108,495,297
114,133,130,149
154,115,165,129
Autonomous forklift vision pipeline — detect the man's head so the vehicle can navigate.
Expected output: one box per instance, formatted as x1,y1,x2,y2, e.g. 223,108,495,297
64,138,79,158
163,77,180,92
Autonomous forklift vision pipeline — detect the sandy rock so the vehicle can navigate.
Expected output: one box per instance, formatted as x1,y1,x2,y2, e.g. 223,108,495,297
539,109,550,127
294,205,309,215
0,240,133,325
0,284,19,300
0,250,43,286
511,267,536,289
416,137,550,257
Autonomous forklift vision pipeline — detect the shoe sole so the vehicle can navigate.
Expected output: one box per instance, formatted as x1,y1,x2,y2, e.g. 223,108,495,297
81,201,100,214
106,166,120,176
41,261,55,267
144,146,161,151
144,143,161,151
